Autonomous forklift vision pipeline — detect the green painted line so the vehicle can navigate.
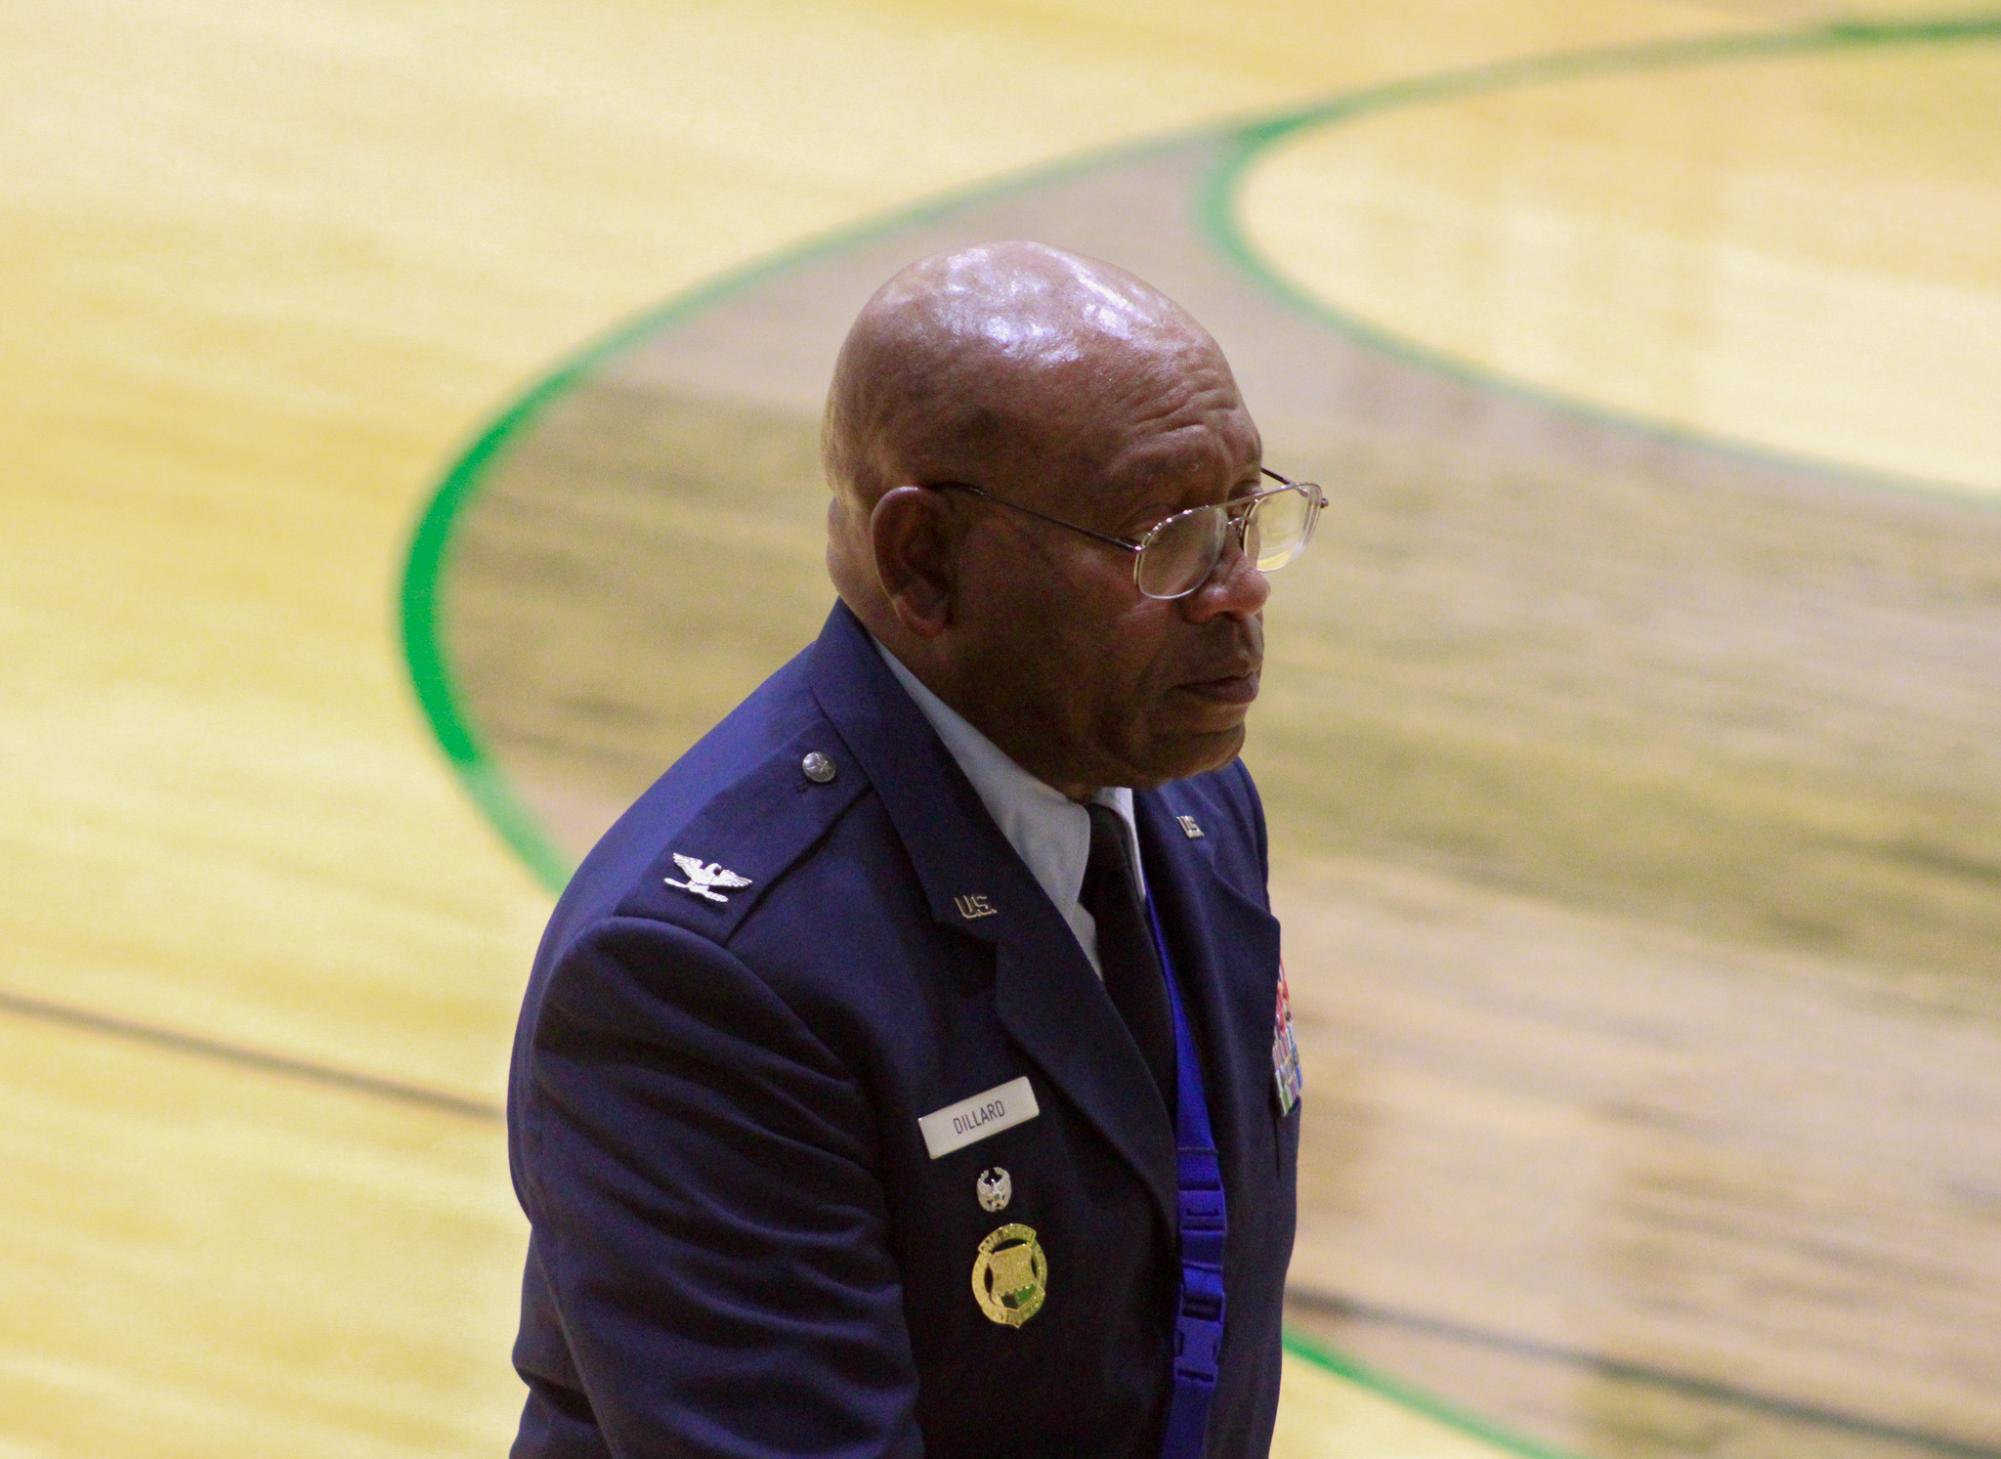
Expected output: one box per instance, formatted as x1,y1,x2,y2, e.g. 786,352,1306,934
401,378,575,894
395,15,1998,1454
1199,16,2001,503
1282,1331,1590,1459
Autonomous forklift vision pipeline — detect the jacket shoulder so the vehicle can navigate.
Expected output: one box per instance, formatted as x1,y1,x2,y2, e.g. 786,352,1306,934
604,721,870,945
536,636,872,968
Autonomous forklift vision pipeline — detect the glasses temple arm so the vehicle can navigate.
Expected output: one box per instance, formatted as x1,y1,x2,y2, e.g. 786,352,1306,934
929,481,1144,554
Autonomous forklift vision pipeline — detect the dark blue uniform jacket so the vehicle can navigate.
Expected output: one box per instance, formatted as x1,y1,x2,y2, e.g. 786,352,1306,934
508,602,1299,1458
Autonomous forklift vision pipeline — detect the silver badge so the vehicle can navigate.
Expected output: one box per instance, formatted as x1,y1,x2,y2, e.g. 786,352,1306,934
1176,815,1205,839
665,853,753,903
801,751,836,784
977,1167,1012,1213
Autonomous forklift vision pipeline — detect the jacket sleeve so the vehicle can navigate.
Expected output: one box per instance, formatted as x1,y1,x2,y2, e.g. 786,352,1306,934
514,913,924,1458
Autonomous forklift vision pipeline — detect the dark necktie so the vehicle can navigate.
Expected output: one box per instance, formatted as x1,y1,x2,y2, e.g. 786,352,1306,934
1080,803,1178,1116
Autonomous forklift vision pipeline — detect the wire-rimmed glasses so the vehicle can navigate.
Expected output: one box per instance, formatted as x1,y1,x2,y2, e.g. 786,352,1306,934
929,467,1325,600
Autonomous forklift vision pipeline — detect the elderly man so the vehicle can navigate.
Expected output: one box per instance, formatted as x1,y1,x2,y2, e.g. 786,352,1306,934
507,241,1321,1458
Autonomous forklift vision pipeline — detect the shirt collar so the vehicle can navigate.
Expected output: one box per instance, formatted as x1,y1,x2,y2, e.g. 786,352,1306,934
871,638,1143,928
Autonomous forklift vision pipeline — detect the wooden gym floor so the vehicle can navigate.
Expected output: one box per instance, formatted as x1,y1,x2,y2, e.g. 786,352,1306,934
4,2,1998,1455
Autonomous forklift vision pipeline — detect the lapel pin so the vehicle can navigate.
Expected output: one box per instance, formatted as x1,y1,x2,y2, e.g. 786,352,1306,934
1176,815,1205,839
976,1166,1012,1213
953,893,997,920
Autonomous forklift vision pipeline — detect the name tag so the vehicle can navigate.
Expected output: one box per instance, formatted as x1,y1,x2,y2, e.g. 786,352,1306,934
918,1077,1039,1159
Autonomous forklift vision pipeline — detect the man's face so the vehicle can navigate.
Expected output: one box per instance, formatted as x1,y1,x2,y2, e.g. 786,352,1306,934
940,338,1270,797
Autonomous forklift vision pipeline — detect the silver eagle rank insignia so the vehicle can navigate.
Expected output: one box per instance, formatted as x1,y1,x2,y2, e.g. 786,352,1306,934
665,853,753,903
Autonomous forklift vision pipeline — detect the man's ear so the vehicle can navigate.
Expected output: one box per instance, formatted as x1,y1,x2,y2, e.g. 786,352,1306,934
870,485,954,638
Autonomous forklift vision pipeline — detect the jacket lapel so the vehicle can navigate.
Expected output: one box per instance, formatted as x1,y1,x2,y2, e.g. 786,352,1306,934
1133,790,1283,1203
806,605,1177,1236
988,932,1178,1236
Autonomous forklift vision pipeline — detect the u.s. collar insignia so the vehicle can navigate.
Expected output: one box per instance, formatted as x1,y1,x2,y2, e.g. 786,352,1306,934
953,893,997,920
971,1223,1046,1327
1272,960,1304,1116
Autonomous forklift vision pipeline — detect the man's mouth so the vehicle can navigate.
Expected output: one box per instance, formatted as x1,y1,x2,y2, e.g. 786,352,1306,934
1177,669,1260,705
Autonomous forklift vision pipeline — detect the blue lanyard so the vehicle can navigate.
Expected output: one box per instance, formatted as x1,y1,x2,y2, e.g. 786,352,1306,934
1144,895,1225,1459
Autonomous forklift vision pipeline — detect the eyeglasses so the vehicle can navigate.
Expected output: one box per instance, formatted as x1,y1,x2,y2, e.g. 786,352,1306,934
929,467,1326,600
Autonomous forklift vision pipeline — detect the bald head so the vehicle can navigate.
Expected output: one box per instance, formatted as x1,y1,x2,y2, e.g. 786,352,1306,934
818,242,1268,797
822,242,1227,611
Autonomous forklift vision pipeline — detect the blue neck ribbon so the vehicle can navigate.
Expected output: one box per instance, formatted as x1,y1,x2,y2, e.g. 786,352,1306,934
1145,895,1226,1459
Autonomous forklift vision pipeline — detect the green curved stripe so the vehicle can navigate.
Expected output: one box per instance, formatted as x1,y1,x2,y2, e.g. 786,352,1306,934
402,370,582,893
1200,16,2001,501
396,16,1995,1455
1281,1332,1589,1459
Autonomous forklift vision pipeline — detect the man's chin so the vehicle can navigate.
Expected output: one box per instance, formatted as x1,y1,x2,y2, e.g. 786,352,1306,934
1170,685,1256,739
1127,720,1248,790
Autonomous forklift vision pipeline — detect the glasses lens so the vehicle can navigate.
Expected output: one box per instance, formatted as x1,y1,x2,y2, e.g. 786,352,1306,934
1134,484,1323,596
1251,485,1318,572
1136,506,1227,598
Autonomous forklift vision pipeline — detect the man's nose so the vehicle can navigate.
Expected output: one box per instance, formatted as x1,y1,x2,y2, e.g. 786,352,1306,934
1179,534,1269,621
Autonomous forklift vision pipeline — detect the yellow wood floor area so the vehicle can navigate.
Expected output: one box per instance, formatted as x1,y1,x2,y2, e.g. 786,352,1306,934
1238,27,2001,493
5,1,1996,1454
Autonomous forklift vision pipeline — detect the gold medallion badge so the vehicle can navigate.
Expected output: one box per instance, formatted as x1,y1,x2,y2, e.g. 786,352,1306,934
971,1222,1047,1327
